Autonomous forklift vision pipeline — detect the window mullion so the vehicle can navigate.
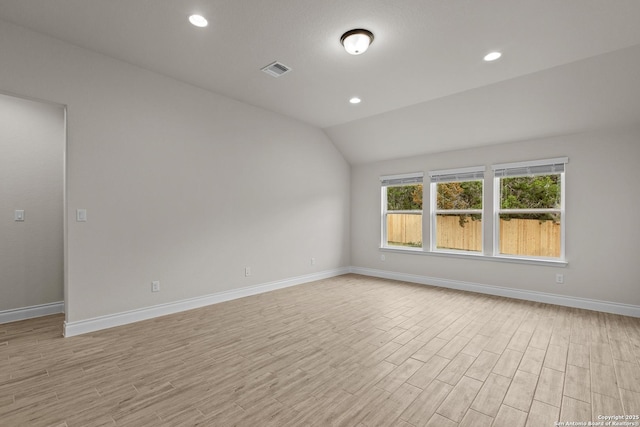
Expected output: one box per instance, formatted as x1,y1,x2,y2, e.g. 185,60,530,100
381,186,387,248
388,210,423,215
493,176,500,256
560,171,566,260
435,209,483,215
430,182,437,251
498,208,561,214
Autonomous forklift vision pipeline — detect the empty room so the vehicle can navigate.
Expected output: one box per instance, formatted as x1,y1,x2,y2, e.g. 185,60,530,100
1,1,640,426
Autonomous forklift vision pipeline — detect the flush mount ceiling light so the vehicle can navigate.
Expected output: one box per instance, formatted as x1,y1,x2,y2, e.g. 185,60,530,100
484,51,502,62
340,29,374,55
189,14,208,28
349,97,362,104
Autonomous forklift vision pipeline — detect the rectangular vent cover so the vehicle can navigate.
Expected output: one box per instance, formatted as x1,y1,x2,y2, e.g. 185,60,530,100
261,61,291,77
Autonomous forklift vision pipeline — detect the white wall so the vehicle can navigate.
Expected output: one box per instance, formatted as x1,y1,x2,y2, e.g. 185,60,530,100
0,93,64,311
0,20,350,323
351,125,640,306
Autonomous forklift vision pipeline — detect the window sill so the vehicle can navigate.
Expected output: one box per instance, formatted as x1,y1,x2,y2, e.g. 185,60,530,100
379,246,568,267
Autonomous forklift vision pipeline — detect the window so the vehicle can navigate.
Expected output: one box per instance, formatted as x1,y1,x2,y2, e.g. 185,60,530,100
381,173,423,249
429,167,485,253
379,158,567,265
493,157,567,259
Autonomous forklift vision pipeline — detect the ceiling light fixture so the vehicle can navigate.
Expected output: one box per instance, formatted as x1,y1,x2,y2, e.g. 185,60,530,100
484,51,502,62
349,97,362,104
340,29,374,55
189,14,208,28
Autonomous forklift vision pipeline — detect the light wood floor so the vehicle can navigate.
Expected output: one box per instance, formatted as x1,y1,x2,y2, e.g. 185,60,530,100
2,274,640,427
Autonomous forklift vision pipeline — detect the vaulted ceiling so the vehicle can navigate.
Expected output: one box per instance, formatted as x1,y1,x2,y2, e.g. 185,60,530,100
1,0,639,163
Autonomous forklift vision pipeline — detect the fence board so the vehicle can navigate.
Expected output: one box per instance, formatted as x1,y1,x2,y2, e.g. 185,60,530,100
499,218,560,257
387,214,422,247
387,214,560,256
436,215,482,252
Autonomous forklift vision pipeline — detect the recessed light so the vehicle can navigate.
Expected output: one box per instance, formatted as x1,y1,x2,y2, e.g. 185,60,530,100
349,97,362,104
189,14,208,28
484,51,502,62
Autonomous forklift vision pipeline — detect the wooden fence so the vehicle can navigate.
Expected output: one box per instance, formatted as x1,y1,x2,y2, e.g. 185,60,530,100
386,214,422,247
499,217,560,257
436,215,482,252
387,214,560,257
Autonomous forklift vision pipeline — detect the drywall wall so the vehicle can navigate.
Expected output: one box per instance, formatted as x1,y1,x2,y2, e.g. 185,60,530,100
351,125,640,306
0,93,64,312
0,20,350,322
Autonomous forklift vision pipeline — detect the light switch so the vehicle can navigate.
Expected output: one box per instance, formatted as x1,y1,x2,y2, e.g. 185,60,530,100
76,209,87,222
14,210,25,221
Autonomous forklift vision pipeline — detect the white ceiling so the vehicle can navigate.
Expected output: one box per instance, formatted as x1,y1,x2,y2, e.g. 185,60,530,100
1,0,639,164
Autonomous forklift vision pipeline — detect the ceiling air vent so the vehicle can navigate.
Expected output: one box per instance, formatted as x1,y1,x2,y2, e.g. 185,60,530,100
261,61,291,78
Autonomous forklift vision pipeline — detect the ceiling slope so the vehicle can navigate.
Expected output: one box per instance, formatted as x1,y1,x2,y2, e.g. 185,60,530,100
326,44,640,164
1,0,639,163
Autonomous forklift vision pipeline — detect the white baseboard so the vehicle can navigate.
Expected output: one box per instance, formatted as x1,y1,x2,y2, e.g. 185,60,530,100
350,267,640,318
61,264,640,337
63,267,350,337
0,301,64,324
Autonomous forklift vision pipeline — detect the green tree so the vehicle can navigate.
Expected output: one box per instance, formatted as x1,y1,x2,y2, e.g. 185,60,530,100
437,181,482,226
501,175,560,222
387,184,422,210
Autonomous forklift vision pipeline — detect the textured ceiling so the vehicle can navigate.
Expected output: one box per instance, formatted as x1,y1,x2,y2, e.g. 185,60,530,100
1,0,639,163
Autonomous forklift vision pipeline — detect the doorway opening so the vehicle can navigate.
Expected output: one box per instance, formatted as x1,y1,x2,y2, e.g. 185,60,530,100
0,91,66,328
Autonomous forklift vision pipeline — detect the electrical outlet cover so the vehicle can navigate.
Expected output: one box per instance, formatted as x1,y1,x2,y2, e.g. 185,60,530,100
14,210,25,221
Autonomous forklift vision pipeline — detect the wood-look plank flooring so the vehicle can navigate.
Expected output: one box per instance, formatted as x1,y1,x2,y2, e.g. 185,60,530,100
2,274,640,426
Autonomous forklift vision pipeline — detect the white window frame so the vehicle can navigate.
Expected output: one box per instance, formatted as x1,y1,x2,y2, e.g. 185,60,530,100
380,172,424,250
429,166,485,254
492,157,567,261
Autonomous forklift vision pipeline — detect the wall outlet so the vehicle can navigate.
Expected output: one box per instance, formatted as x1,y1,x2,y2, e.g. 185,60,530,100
555,274,564,284
76,209,87,222
151,280,160,292
380,254,385,262
310,257,316,266
245,267,251,277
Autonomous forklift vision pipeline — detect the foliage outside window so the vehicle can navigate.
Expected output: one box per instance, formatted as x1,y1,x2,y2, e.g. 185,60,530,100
493,158,566,259
381,173,423,249
381,158,567,263
429,167,485,253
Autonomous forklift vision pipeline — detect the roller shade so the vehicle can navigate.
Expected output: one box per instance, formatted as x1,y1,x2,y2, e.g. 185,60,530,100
493,157,568,178
429,166,485,183
380,172,423,187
